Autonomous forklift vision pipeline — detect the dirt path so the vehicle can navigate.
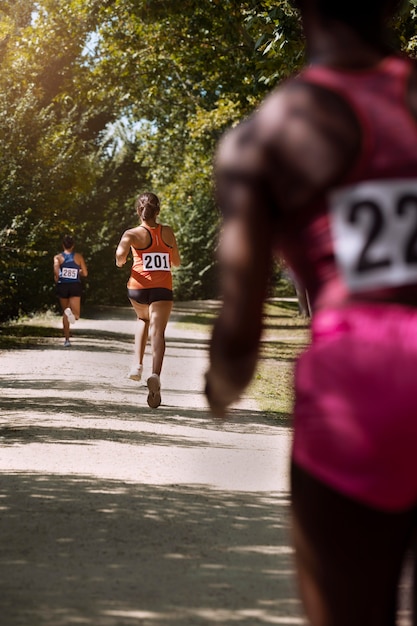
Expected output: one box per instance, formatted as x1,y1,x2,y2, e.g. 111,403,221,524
0,305,304,626
0,304,413,626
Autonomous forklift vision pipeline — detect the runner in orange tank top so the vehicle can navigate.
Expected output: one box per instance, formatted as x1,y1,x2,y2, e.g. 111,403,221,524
116,192,181,408
127,223,174,292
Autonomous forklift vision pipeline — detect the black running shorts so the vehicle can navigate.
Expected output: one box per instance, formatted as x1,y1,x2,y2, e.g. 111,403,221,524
56,282,82,299
128,287,173,305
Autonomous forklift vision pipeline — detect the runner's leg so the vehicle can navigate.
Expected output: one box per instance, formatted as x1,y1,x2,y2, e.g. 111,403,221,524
59,297,70,341
129,300,150,367
291,462,417,626
68,296,81,320
148,300,173,376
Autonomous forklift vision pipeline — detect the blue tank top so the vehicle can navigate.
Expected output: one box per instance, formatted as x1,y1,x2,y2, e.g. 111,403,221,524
58,252,81,283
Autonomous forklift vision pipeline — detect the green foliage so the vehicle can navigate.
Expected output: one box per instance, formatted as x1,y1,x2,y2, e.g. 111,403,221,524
0,0,306,319
2,1,416,320
87,0,303,300
0,0,148,319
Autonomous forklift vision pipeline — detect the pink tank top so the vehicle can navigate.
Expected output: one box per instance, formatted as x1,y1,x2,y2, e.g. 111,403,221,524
280,56,417,311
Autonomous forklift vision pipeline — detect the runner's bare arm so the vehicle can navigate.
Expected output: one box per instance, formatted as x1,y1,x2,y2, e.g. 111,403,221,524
162,226,181,267
170,236,181,267
75,253,88,278
115,231,134,267
205,82,361,416
53,254,62,283
205,124,274,417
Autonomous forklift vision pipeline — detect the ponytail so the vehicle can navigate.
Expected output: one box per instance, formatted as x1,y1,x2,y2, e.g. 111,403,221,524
136,192,160,221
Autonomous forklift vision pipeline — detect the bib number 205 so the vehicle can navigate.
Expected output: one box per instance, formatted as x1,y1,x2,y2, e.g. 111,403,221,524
142,252,170,271
329,179,417,291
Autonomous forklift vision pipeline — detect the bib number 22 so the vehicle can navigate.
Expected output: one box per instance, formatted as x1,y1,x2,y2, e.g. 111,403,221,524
330,179,417,291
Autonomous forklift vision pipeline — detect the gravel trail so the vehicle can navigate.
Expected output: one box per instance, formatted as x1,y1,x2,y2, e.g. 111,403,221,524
2,304,407,626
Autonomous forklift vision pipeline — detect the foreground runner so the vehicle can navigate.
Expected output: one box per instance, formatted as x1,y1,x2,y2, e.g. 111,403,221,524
115,192,180,408
54,235,88,347
206,1,417,624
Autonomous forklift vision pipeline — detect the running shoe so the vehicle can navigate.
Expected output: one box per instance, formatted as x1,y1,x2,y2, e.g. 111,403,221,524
128,364,143,381
64,307,76,324
64,339,71,347
146,373,161,408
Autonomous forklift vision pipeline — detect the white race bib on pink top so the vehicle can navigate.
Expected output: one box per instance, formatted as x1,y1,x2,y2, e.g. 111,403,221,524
329,178,417,291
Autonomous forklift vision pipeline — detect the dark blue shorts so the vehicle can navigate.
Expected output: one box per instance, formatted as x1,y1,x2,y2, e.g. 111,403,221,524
56,282,82,299
128,288,173,305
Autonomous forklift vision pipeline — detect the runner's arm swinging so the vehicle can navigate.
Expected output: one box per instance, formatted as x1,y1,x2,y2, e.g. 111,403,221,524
205,131,274,417
115,231,133,268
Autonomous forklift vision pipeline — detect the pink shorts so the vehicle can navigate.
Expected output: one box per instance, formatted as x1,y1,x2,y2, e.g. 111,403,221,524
293,302,417,511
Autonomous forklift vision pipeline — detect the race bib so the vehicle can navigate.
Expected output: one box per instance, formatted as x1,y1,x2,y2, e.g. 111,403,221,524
61,267,79,280
142,252,170,271
329,179,417,291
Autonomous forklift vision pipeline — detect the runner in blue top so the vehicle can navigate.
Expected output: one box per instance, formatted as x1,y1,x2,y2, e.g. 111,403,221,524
54,235,88,347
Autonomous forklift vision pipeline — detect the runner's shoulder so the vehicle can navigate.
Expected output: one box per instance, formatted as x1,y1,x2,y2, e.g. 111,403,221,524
125,225,146,239
215,78,358,174
73,252,85,263
260,79,360,195
259,78,360,154
160,224,176,247
159,223,173,233
216,77,361,212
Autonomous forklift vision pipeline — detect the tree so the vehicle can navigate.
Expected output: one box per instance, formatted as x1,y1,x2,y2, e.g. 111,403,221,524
88,0,302,298
3,0,415,318
0,0,147,318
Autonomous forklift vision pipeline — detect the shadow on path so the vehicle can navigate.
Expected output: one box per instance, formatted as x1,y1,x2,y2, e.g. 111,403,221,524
0,305,303,625
0,473,303,626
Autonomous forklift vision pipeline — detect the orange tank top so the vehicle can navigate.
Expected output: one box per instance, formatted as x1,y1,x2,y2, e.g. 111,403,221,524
127,223,173,291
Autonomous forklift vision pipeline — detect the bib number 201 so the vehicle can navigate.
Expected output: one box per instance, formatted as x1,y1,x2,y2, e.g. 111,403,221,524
330,179,417,291
143,252,170,271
